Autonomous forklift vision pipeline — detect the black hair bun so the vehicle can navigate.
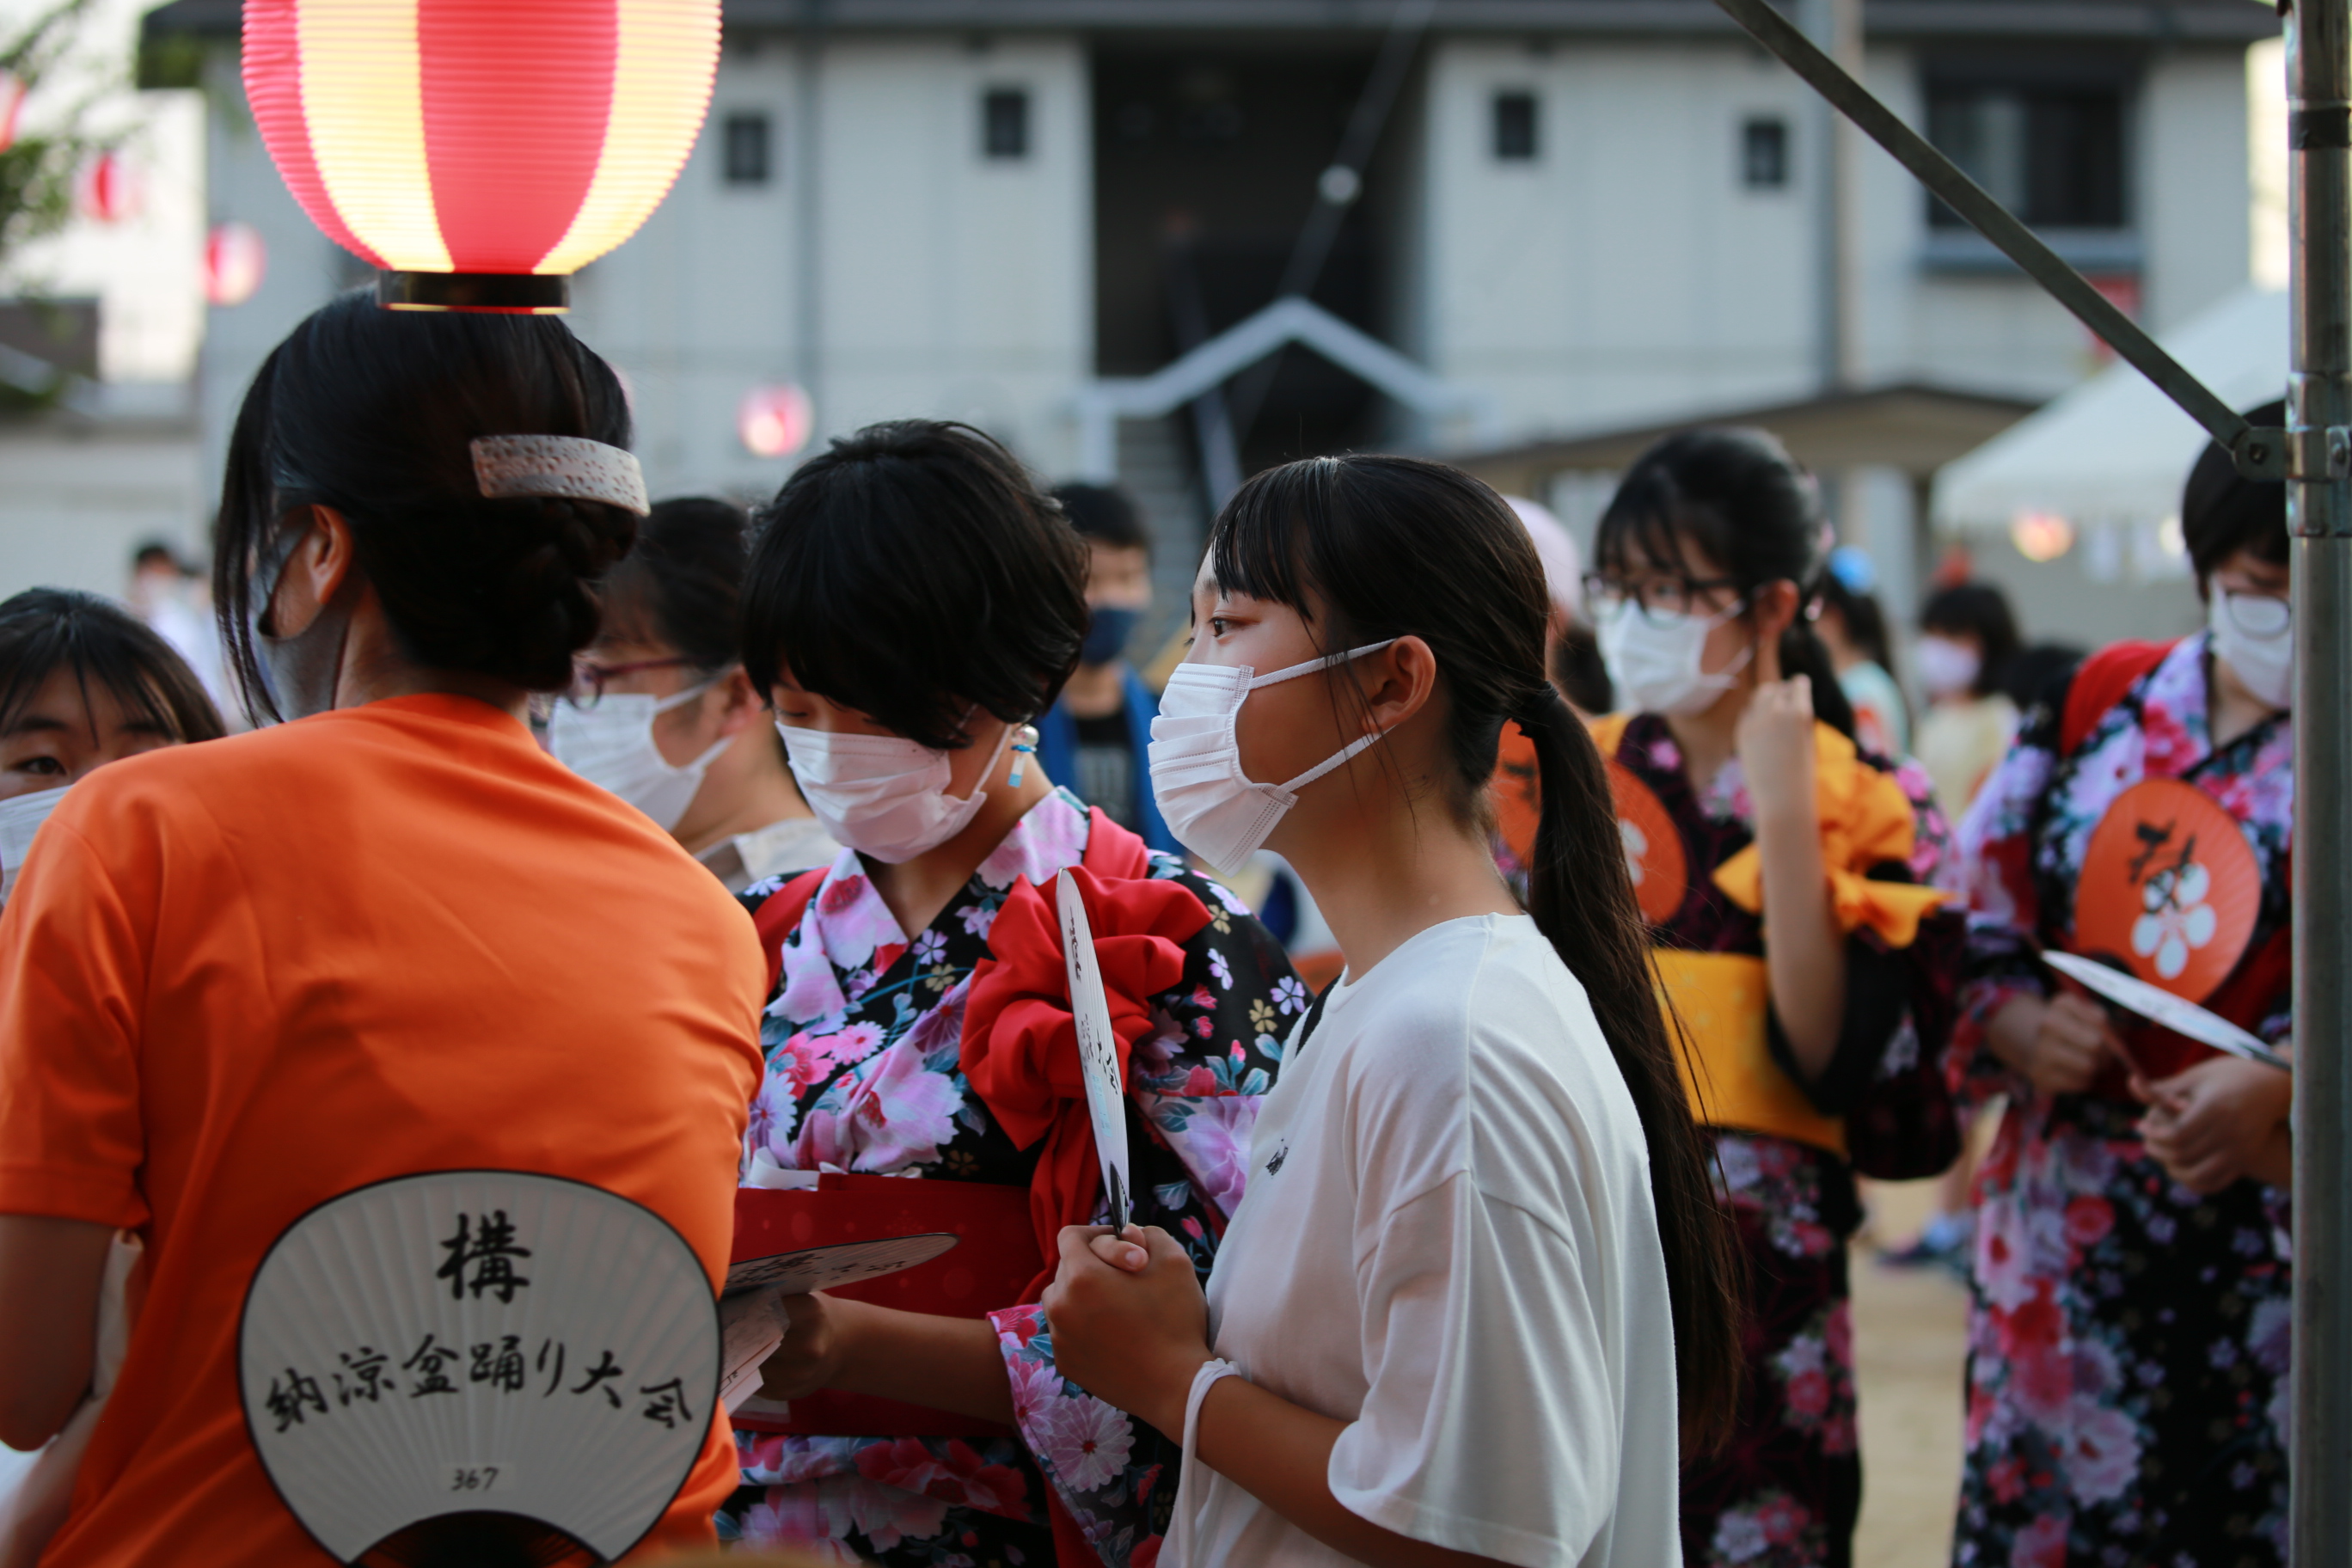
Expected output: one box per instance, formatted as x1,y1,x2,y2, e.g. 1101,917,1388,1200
476,496,641,689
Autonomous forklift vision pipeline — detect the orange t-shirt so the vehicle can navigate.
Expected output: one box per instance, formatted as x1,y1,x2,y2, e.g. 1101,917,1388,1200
0,694,765,1566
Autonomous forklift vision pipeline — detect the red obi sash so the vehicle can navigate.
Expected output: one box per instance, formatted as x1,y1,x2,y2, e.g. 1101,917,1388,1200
729,1177,1036,1437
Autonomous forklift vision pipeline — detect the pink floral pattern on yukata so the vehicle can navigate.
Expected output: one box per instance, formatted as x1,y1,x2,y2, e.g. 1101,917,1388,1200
1951,636,2291,1568
720,790,1302,1567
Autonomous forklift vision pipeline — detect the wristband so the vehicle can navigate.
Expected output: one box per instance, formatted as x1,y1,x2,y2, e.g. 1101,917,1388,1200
1162,1357,1244,1568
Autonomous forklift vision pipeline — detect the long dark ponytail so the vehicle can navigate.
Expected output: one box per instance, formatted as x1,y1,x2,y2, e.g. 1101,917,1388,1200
1210,454,1742,1452
1596,427,1854,738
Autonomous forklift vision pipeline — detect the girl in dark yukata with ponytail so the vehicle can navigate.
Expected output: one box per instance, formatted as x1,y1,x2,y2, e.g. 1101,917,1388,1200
1586,428,1967,1568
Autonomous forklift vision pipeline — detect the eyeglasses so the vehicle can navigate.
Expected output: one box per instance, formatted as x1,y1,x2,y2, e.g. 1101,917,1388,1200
563,655,698,710
1583,572,1743,626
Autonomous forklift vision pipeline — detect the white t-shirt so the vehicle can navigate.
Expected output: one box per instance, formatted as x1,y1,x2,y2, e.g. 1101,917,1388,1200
1172,914,1681,1568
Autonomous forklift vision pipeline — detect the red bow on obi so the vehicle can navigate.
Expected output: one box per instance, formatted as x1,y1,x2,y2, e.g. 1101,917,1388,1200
959,847,1210,1301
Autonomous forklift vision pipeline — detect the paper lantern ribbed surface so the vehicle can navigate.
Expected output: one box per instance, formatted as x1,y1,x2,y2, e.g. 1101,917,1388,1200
242,0,720,312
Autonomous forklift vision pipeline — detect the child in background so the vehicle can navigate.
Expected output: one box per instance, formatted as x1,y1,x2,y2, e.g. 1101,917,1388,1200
1815,546,1908,760
1914,583,2022,822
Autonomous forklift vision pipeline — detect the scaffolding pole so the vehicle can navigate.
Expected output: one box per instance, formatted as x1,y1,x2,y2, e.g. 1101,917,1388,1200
1708,0,2348,1559
2288,3,2352,1563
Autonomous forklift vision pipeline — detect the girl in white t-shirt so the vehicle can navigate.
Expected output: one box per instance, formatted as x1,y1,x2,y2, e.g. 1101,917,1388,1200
1044,455,1740,1568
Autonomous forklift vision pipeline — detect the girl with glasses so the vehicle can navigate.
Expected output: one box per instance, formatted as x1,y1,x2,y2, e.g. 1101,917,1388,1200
1948,404,2294,1567
1586,427,1967,1568
550,496,840,890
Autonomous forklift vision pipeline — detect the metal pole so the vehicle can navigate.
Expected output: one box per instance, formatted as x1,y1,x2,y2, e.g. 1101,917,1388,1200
2288,2,2352,1562
1709,0,2282,481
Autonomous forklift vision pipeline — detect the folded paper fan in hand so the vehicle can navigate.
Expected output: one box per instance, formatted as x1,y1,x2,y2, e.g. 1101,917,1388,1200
238,1172,720,1565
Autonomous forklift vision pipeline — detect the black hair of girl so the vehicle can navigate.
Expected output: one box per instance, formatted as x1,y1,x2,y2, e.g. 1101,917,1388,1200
2183,398,2288,585
1595,427,1858,738
1210,453,1743,1451
743,420,1088,750
0,589,227,744
214,290,640,723
603,496,753,671
1919,584,2022,701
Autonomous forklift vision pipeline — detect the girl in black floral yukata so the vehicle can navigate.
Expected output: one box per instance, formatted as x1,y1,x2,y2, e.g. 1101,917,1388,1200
1585,430,1967,1568
715,420,1301,1568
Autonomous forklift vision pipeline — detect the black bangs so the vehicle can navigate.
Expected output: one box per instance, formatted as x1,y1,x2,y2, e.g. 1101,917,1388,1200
1594,470,1736,585
742,421,1087,752
1208,459,1327,624
0,590,227,745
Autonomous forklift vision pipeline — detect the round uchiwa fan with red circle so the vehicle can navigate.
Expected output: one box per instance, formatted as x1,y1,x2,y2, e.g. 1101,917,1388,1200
2073,777,2261,1003
241,0,720,313
1603,760,1688,928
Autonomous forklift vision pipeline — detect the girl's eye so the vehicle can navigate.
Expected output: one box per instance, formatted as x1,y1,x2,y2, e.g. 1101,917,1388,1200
1207,616,1230,636
15,757,60,775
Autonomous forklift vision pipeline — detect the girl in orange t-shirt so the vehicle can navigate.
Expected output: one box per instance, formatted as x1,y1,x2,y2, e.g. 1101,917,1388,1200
0,294,764,1567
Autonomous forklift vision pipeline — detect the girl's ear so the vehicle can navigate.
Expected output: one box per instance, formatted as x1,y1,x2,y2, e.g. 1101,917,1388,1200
1749,579,1801,647
1356,635,1439,734
713,665,766,738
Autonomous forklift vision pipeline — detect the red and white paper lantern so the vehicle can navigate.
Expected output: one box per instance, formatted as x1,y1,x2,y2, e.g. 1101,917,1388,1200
242,0,721,313
77,150,140,224
204,222,269,307
0,73,24,156
738,384,813,459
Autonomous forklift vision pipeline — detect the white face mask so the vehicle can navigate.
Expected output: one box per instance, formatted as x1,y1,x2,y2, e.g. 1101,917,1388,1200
2210,591,2293,710
549,679,731,834
1147,640,1397,873
0,784,71,905
776,720,1012,864
1595,597,1752,717
1914,634,1981,701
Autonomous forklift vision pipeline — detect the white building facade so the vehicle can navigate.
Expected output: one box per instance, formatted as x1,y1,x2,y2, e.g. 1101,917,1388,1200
141,0,2272,616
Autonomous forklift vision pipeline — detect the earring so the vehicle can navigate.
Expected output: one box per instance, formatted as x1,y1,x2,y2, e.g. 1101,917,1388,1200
1007,723,1040,787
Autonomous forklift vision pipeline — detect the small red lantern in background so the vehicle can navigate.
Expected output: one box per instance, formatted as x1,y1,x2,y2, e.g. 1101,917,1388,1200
77,150,140,224
205,222,268,307
738,384,813,459
242,0,721,315
0,73,24,156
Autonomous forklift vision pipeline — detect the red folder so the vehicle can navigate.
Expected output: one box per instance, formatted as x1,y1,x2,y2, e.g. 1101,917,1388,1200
729,1174,1042,1436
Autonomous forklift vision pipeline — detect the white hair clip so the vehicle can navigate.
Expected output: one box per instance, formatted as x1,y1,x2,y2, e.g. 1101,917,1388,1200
469,435,651,517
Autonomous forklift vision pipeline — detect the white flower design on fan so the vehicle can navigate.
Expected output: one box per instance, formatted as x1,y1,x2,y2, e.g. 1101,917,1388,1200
2131,861,2217,981
1620,818,1648,887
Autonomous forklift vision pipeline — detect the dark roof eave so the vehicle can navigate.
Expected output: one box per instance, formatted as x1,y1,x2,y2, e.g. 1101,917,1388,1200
144,0,2279,44
1444,380,2044,480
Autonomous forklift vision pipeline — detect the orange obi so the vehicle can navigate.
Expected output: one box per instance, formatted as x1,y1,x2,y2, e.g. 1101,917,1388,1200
1654,949,1848,1156
730,1175,1040,1437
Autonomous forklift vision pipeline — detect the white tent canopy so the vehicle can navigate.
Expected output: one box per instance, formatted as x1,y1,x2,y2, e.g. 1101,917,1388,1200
1932,286,2288,536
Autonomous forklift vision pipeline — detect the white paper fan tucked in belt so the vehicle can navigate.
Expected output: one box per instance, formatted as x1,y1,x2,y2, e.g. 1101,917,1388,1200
238,1171,720,1565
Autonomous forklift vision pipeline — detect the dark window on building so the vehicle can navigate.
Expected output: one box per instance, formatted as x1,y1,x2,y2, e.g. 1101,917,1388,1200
983,89,1030,159
1742,117,1789,189
1492,91,1538,162
1926,82,2125,228
724,113,771,186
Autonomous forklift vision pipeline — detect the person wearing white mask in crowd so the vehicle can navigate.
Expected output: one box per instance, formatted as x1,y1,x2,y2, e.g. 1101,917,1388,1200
720,420,1302,1568
1582,428,1965,1568
1043,453,1740,1568
1945,405,2294,1567
0,590,225,907
551,496,839,890
1912,582,2022,821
